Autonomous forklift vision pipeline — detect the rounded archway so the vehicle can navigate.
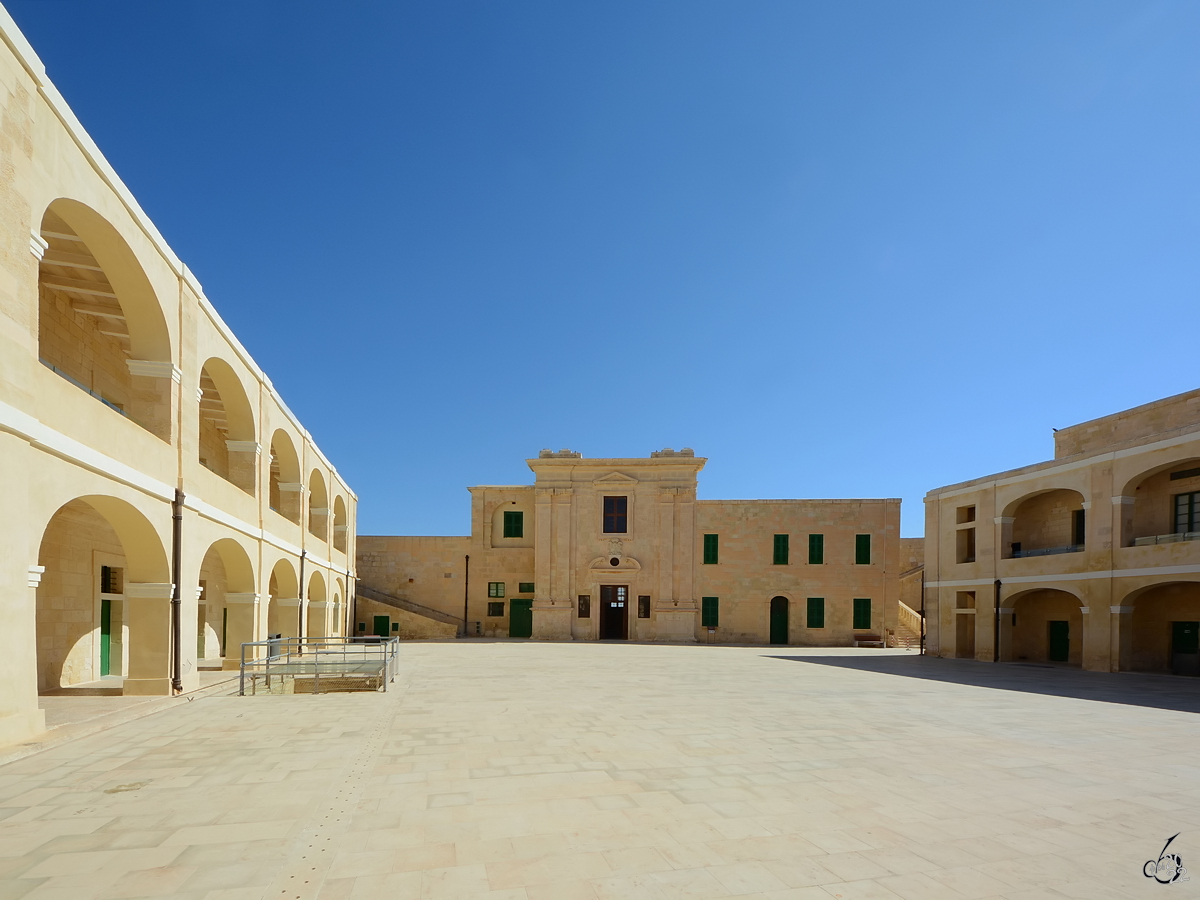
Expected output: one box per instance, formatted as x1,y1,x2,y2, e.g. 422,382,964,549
1005,489,1086,559
1007,588,1084,665
198,358,256,493
35,495,169,692
1120,459,1200,548
333,496,348,553
197,538,256,661
37,200,173,441
306,570,328,639
1119,581,1200,674
268,430,301,523
308,470,328,542
267,558,300,639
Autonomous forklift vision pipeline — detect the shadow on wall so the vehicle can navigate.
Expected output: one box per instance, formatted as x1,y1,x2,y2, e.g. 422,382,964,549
766,654,1200,715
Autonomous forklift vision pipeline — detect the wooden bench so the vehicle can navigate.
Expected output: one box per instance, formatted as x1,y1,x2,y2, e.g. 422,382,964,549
853,633,885,648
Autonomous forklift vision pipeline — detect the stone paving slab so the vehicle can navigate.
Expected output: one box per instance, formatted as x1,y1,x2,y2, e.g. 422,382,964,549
0,643,1197,899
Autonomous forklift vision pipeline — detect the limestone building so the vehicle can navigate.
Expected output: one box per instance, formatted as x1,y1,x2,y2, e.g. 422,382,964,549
357,450,905,645
924,388,1200,674
0,7,356,746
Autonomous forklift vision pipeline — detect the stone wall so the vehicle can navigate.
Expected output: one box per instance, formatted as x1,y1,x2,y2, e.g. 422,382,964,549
1055,388,1200,458
351,595,458,640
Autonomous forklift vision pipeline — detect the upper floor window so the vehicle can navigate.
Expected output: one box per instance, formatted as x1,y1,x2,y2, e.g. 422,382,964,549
808,534,824,564
503,510,524,538
488,582,505,598
855,534,872,565
703,533,719,565
1176,492,1200,534
773,534,789,565
603,496,628,533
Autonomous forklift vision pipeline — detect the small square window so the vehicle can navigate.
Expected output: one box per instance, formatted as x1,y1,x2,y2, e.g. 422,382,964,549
487,582,505,598
391,622,399,631
487,601,504,617
518,582,535,593
357,622,366,631
503,510,524,538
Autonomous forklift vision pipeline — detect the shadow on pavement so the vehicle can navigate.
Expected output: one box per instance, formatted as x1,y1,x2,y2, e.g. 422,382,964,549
768,653,1200,714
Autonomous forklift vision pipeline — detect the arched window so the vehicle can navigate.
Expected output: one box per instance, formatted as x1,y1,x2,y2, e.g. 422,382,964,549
268,430,302,524
308,470,329,541
333,496,348,553
198,358,256,494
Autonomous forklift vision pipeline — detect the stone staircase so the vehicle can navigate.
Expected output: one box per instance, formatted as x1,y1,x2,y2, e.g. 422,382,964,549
888,601,923,649
354,584,464,631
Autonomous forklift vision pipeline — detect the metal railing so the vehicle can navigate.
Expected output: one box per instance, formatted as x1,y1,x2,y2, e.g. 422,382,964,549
1011,544,1084,559
1133,532,1200,547
238,636,400,696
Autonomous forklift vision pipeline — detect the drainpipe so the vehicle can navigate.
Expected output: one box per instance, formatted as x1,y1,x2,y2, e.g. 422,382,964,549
346,567,353,637
171,489,184,694
298,550,307,640
993,578,1002,663
462,555,470,637
919,570,926,656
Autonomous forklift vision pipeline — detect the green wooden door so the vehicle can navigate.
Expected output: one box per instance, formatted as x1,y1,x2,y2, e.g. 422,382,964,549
509,599,533,639
1172,621,1199,676
1047,620,1069,662
373,615,390,638
769,597,788,645
99,598,111,676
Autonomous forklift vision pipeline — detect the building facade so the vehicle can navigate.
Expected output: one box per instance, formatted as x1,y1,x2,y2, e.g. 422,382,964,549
924,389,1200,674
0,8,356,747
357,449,902,645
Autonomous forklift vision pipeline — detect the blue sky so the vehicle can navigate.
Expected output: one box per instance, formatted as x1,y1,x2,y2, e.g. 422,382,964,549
10,1,1200,537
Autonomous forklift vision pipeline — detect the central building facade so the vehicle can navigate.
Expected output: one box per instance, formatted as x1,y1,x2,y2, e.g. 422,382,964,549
357,449,904,645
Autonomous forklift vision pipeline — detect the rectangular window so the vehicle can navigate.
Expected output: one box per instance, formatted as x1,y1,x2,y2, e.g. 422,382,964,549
100,565,123,594
701,596,719,627
638,595,650,618
956,505,976,524
703,533,719,565
487,582,505,598
808,534,824,565
503,510,524,538
487,601,504,617
518,582,535,594
1177,492,1200,533
603,496,628,533
956,527,976,564
855,534,872,565
391,622,399,632
853,598,872,630
1072,509,1086,546
577,594,591,618
806,597,825,629
773,534,789,565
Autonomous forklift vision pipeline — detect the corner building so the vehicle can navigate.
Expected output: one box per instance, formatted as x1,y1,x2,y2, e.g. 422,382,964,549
924,388,1200,674
0,8,356,747
356,450,902,645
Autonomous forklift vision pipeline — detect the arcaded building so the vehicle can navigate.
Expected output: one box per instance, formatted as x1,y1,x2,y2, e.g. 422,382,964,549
357,450,904,645
924,389,1200,675
0,9,356,746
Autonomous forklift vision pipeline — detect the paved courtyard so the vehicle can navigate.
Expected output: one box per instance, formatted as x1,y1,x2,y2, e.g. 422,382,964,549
0,643,1198,900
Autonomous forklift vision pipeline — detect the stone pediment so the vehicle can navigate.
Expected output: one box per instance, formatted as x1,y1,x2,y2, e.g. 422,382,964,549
588,555,642,572
593,471,638,486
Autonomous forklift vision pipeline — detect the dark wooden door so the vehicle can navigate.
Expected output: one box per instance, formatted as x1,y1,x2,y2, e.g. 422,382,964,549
100,598,111,676
1047,620,1069,662
1172,621,1199,676
509,599,533,638
769,596,788,645
599,585,628,640
373,615,390,638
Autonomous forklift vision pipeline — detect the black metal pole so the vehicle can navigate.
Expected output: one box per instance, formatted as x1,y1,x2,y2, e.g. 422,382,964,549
993,578,1002,663
462,555,470,637
171,489,184,693
298,550,306,641
919,570,926,656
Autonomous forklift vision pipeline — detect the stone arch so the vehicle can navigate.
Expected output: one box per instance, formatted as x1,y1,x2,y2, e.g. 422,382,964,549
306,570,328,638
1002,489,1086,559
308,469,329,541
332,496,348,553
197,538,256,661
1119,457,1200,548
332,577,346,637
268,430,301,523
35,495,169,692
197,357,257,494
1005,587,1085,665
37,199,173,441
1116,580,1200,674
267,557,300,639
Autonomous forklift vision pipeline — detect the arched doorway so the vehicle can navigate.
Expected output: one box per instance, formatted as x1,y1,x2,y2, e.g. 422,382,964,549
35,496,170,693
1121,582,1200,675
1007,589,1084,665
769,597,789,645
197,538,256,665
306,571,328,639
267,558,300,639
268,431,301,523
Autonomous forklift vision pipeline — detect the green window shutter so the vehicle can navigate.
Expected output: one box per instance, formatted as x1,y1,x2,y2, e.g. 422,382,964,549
853,598,871,630
703,534,719,565
701,596,719,627
773,534,789,565
503,510,523,538
806,597,824,629
808,534,824,565
855,534,871,565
